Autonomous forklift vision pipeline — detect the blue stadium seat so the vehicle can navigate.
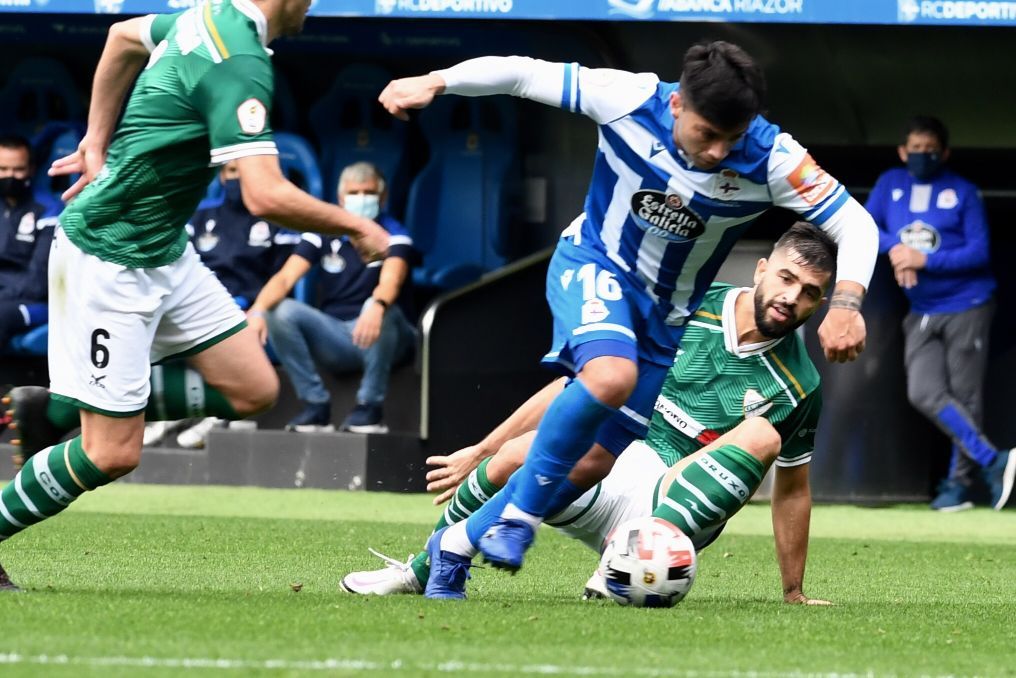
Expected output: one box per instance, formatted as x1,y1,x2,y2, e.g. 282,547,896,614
31,122,84,216
6,324,48,356
0,58,84,138
405,96,518,289
274,131,324,199
309,64,409,210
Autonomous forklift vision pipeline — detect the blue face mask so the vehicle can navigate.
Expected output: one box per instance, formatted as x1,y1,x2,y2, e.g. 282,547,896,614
223,178,243,205
906,152,943,183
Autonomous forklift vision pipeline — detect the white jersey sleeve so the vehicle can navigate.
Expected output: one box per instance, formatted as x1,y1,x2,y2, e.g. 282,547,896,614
434,56,659,125
768,133,877,289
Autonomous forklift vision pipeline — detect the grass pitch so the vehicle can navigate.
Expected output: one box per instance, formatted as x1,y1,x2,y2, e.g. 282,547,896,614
0,484,1013,677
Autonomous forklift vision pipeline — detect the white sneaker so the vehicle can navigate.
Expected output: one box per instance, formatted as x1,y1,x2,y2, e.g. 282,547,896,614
176,417,223,449
340,549,423,595
143,420,186,446
582,567,609,600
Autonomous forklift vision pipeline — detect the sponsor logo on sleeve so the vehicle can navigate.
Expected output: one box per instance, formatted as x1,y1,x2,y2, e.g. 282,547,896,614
237,98,267,135
630,190,706,242
786,153,834,206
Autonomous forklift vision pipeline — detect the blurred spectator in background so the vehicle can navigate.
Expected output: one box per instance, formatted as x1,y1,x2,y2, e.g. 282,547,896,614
144,160,298,448
0,134,57,350
866,115,1013,512
247,162,416,434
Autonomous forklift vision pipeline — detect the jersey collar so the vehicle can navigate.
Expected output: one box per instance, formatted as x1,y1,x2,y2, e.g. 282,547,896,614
231,0,273,55
722,287,783,358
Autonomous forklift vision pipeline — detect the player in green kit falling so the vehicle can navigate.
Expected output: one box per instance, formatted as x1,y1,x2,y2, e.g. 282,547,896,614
343,223,833,604
0,0,390,590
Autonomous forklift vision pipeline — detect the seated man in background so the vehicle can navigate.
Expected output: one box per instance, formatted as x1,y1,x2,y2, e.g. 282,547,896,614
144,160,298,448
0,134,59,351
866,115,1013,512
247,162,416,434
343,223,833,603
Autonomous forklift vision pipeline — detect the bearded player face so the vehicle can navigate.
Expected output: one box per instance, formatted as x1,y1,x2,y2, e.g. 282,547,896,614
752,247,832,339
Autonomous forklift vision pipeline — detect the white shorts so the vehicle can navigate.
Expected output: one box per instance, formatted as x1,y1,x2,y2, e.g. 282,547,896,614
48,227,246,415
549,440,666,553
549,440,725,554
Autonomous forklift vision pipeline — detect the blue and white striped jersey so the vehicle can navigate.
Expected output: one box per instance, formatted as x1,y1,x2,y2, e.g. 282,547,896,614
557,65,852,326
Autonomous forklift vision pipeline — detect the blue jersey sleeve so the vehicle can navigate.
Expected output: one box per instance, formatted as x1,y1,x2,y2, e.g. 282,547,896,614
924,184,992,274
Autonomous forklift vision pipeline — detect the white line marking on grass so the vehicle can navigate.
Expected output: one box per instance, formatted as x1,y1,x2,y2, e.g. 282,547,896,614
0,653,961,677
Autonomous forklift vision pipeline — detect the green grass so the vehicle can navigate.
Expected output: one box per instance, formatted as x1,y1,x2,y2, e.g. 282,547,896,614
1,485,1014,677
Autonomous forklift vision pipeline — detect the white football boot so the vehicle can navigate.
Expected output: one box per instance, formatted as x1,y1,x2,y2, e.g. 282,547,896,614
582,567,609,600
340,549,423,595
176,417,224,449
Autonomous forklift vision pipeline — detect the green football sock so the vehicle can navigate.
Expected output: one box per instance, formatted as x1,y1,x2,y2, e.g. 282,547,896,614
0,436,112,541
409,457,501,586
44,364,240,434
146,364,239,421
651,444,765,541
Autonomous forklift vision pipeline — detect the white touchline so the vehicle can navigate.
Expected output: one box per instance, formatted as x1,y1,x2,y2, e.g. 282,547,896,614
0,654,952,678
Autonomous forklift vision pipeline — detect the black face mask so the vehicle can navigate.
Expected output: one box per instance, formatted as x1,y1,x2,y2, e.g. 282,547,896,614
906,152,943,183
0,176,31,202
222,178,243,205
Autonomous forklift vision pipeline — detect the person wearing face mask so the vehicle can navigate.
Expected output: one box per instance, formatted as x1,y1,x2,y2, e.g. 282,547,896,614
0,134,59,351
866,115,1012,512
377,41,879,587
143,160,299,448
246,162,417,434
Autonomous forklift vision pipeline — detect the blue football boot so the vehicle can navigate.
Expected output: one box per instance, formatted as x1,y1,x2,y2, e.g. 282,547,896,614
986,448,1016,511
423,527,472,600
478,518,535,573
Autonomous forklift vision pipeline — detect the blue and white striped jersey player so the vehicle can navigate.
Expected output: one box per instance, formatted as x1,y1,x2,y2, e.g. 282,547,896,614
380,41,878,596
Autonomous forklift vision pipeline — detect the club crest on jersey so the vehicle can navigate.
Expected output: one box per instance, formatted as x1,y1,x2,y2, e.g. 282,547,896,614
581,298,610,325
715,169,741,198
16,212,36,242
237,98,267,135
742,389,773,418
937,188,959,209
630,190,706,243
899,220,941,253
248,221,272,247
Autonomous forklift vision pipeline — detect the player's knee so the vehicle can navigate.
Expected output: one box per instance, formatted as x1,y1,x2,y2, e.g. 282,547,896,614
488,432,534,485
231,370,279,417
906,383,939,417
738,417,782,463
86,442,142,480
568,446,616,488
579,357,638,408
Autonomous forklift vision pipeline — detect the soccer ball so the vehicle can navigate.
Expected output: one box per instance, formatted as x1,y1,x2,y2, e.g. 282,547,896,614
599,516,697,608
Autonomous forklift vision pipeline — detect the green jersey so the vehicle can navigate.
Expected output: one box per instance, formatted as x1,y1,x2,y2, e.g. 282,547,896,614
60,0,277,268
645,283,822,468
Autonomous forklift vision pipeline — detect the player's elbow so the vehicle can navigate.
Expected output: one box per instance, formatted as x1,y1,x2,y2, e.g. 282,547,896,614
242,182,283,221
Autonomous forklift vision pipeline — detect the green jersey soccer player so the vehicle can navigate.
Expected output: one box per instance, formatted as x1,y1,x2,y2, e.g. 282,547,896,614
0,0,389,591
344,222,833,604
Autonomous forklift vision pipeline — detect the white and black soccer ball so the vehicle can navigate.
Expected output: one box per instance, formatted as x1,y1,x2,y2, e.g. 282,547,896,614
599,516,697,608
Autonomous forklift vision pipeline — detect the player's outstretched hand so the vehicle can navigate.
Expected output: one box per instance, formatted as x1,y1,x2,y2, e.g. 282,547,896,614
378,74,446,121
426,444,485,505
784,590,833,605
49,137,106,202
350,219,391,263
